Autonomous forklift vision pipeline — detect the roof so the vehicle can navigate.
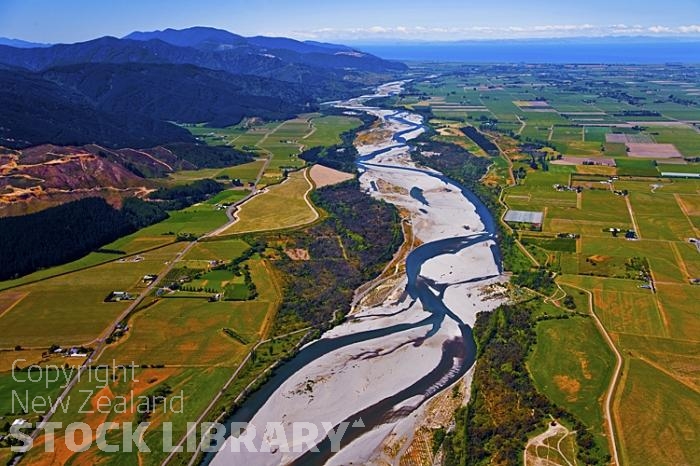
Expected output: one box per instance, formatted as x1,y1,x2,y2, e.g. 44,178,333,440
660,172,700,178
504,210,544,224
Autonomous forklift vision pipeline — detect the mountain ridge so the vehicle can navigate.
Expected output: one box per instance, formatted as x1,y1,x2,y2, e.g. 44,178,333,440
0,27,406,149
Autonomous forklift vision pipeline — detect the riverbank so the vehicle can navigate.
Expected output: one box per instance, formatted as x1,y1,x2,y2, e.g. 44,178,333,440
211,81,506,465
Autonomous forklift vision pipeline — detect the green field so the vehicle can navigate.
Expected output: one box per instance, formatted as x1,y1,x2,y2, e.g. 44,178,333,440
183,239,250,262
20,366,234,466
616,359,700,466
529,316,614,439
167,160,266,185
303,115,362,147
0,242,187,348
0,107,366,464
205,189,250,205
222,169,317,234
0,232,177,292
0,371,67,426
644,125,700,157
99,298,266,366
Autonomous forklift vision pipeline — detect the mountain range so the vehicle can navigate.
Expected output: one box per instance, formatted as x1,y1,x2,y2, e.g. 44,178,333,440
0,27,405,149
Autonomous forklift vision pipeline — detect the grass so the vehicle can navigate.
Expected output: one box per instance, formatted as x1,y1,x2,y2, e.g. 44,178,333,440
137,202,230,238
20,366,235,466
654,284,700,341
303,115,362,147
183,239,250,262
100,257,279,366
595,285,665,336
629,192,696,241
167,160,265,185
529,316,614,440
657,163,700,174
604,143,628,157
616,358,700,466
0,190,248,293
99,298,266,366
0,233,176,292
221,169,316,234
614,158,660,177
644,126,700,157
0,242,187,348
0,371,67,425
0,348,47,371
205,189,250,205
423,71,700,466
187,268,242,293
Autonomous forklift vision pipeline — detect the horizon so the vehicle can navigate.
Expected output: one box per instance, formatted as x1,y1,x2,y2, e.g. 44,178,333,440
4,28,700,47
1,0,700,44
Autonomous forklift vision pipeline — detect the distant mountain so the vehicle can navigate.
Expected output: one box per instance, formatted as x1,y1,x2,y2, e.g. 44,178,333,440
124,26,247,50
245,36,348,54
0,27,406,75
303,40,354,52
0,37,50,48
0,27,406,149
123,28,352,55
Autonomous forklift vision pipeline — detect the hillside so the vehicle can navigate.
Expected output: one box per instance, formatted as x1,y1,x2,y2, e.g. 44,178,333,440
42,63,314,127
0,143,254,216
0,68,194,149
0,28,405,149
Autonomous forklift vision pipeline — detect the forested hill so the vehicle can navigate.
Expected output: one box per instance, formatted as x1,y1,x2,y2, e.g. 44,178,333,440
0,197,167,280
0,27,406,149
0,68,194,149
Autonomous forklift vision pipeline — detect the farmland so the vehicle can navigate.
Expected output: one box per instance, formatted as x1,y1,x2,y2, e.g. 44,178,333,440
410,65,700,465
185,114,361,184
221,168,318,234
2,59,700,466
0,242,188,348
0,101,370,465
528,315,615,445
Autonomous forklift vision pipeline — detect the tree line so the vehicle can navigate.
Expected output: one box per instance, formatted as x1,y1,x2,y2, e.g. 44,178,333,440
440,302,610,466
272,180,403,326
0,197,167,280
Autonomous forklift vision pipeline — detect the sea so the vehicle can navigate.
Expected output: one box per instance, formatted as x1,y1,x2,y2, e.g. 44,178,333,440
357,39,700,64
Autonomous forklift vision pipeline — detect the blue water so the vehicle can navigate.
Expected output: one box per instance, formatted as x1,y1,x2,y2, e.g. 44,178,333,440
359,40,700,63
203,95,501,466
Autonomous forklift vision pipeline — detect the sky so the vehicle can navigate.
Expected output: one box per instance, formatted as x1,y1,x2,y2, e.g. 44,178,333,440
1,0,700,44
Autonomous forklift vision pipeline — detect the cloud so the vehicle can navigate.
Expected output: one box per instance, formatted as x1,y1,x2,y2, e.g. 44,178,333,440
679,25,700,33
289,24,700,41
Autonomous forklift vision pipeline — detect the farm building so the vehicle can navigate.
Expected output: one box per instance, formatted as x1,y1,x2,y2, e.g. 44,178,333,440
660,172,700,179
106,291,133,302
504,210,544,228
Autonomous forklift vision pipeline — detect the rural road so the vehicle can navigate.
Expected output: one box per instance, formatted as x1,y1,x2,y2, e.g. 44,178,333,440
160,327,311,466
30,165,275,444
31,240,197,442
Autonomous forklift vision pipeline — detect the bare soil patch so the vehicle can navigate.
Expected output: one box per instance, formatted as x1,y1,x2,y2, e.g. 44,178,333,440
285,248,310,261
309,164,354,188
627,143,683,159
554,375,581,401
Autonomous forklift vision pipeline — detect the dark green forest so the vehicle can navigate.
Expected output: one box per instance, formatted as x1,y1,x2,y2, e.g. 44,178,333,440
149,179,224,210
440,303,610,466
273,180,403,326
0,197,167,280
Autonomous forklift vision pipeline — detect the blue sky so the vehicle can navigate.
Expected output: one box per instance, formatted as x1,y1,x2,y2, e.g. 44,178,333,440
1,0,700,43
